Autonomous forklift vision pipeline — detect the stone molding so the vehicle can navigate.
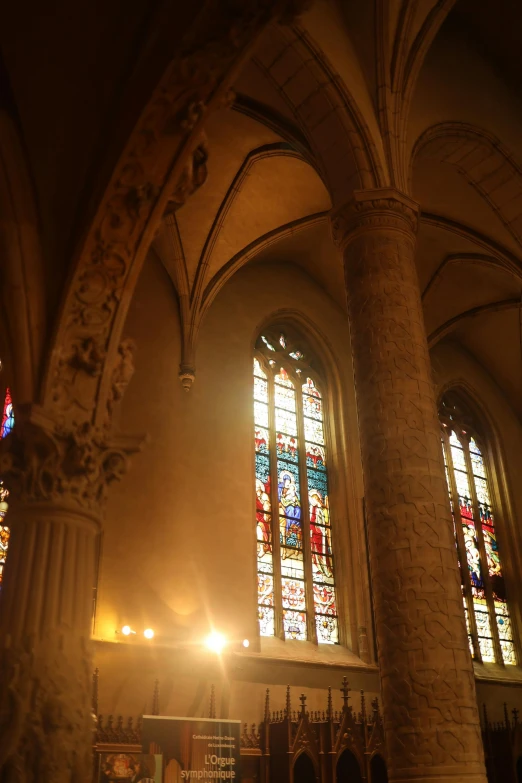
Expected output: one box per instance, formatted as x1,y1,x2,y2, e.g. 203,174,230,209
330,187,420,250
0,406,142,515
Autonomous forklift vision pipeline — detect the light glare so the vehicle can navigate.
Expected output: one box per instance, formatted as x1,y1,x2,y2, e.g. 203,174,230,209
144,628,154,639
121,625,132,636
242,639,250,648
205,631,226,654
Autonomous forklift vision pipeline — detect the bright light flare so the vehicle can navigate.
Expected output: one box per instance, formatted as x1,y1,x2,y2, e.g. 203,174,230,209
144,628,154,639
205,631,227,654
121,625,133,636
242,639,250,648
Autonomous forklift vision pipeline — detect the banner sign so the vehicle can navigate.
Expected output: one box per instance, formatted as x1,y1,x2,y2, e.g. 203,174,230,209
142,716,241,783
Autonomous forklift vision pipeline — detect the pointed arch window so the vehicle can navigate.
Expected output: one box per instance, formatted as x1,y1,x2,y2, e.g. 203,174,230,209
440,394,516,665
0,387,12,585
253,331,338,644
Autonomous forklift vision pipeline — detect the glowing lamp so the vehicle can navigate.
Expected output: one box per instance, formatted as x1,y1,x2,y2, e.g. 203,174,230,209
242,639,250,648
144,628,154,639
121,625,132,636
205,631,226,654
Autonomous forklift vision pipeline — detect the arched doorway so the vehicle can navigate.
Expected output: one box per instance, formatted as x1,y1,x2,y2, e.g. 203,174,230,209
370,754,388,783
336,749,362,782
293,752,316,783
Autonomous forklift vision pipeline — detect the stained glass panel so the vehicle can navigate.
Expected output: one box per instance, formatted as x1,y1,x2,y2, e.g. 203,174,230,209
253,345,337,643
306,443,326,469
275,383,295,412
1,389,14,440
304,417,324,446
261,336,275,352
258,573,274,606
254,375,268,403
442,409,516,666
275,408,297,436
254,358,266,378
258,606,274,636
0,388,12,585
254,401,268,428
276,432,298,463
282,578,306,610
316,614,338,644
283,610,307,640
0,483,9,585
255,426,269,454
280,548,304,579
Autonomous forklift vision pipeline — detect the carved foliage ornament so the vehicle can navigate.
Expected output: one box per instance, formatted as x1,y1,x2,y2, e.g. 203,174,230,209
46,0,312,423
0,409,140,513
330,189,419,250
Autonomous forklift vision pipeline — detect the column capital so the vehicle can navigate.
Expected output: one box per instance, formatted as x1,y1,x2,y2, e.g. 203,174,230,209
330,187,420,250
0,405,143,518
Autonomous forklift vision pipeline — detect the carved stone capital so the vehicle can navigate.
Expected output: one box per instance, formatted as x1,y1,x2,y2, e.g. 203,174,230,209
330,188,420,250
0,406,142,516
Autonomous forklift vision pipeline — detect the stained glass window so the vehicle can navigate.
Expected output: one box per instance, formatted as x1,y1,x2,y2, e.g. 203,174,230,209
440,394,516,665
0,388,13,586
253,334,338,644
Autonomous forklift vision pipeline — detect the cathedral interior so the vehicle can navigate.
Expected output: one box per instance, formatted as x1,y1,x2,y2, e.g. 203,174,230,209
2,0,522,781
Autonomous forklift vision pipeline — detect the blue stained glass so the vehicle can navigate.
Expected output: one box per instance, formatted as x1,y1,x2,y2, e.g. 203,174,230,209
256,453,270,484
307,467,328,499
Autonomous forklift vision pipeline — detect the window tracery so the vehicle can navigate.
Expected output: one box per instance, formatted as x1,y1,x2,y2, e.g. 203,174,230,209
253,330,338,644
440,393,515,665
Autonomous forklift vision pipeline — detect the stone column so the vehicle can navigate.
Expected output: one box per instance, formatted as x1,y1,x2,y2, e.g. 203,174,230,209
331,188,486,783
0,408,137,782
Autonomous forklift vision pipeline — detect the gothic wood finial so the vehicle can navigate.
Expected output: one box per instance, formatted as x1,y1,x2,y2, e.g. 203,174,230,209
340,676,350,709
209,684,216,719
92,668,99,716
299,693,307,716
152,680,160,716
360,689,366,720
264,688,270,722
327,686,333,719
512,707,519,726
285,685,291,717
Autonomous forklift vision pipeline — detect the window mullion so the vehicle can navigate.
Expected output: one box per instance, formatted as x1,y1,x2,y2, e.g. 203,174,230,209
462,435,503,665
295,379,316,644
268,371,284,640
443,431,482,662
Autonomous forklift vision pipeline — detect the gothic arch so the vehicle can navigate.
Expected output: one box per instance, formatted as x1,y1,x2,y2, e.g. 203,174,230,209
411,122,522,248
38,1,311,430
253,23,386,203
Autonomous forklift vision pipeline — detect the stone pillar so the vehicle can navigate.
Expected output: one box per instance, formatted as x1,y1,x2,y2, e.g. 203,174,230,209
331,188,486,783
0,409,137,782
